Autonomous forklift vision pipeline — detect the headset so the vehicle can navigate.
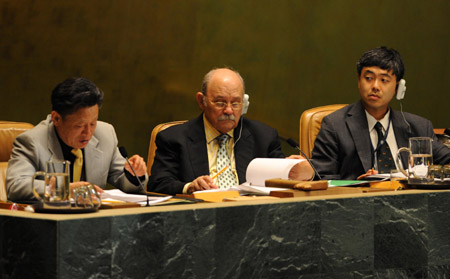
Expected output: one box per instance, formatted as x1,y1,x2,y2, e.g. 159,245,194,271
396,79,406,100
233,94,249,146
242,94,250,115
395,78,411,133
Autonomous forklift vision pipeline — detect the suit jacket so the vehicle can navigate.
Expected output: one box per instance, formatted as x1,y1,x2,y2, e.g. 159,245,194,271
6,115,148,202
148,114,285,194
311,101,450,180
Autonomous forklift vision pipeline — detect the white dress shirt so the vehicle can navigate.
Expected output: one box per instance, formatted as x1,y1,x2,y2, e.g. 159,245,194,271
365,110,403,170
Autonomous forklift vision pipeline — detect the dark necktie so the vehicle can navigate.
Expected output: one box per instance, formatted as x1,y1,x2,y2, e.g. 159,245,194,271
374,122,395,173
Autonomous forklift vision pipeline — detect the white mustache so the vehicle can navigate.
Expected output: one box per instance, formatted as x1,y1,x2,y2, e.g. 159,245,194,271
218,114,236,121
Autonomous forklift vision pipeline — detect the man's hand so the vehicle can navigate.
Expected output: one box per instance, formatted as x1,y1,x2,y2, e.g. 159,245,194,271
357,169,378,180
125,155,147,177
286,155,302,160
188,175,218,193
287,156,315,181
70,181,104,195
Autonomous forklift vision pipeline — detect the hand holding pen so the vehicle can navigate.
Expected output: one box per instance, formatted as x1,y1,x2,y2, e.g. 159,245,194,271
187,166,229,193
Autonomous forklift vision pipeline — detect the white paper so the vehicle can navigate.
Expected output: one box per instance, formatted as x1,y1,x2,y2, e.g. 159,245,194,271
192,183,288,196
245,158,305,186
236,183,288,195
366,172,407,180
192,158,301,196
101,189,172,206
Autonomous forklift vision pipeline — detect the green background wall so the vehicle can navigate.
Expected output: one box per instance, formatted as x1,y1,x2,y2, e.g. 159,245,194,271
1,0,449,159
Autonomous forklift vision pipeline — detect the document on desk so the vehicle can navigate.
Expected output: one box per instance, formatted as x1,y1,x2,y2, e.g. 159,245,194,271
245,158,305,186
101,189,171,206
192,158,301,196
366,173,407,180
240,158,303,195
193,184,285,196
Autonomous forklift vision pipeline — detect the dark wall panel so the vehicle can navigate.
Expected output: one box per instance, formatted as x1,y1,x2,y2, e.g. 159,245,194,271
0,0,448,158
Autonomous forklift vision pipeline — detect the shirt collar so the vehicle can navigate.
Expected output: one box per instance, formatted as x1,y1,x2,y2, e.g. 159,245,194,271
203,114,234,144
365,109,391,132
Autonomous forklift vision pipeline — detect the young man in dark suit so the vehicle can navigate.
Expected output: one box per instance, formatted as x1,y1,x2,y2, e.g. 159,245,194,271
311,47,450,180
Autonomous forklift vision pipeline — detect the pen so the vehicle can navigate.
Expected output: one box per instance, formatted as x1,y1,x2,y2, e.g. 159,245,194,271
211,166,228,180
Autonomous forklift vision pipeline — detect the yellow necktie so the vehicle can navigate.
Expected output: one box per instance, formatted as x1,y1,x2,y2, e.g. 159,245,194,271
71,149,83,182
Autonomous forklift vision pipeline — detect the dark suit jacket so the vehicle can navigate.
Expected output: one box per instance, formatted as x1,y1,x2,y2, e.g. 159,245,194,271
148,114,285,194
311,101,450,180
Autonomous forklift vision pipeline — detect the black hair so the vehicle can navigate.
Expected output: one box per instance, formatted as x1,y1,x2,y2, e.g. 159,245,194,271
356,47,405,81
51,77,103,118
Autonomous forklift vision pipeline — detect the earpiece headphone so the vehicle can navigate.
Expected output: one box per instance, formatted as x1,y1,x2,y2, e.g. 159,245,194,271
396,79,406,100
396,79,411,133
242,94,250,115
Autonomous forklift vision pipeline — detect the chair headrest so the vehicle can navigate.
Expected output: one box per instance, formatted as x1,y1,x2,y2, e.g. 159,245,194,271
0,121,34,161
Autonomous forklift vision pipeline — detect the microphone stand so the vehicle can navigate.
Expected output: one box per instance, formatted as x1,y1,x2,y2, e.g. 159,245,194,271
285,138,322,180
119,146,150,207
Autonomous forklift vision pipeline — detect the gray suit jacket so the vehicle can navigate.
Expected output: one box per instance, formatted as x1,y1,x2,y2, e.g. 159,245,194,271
6,115,148,202
311,101,450,180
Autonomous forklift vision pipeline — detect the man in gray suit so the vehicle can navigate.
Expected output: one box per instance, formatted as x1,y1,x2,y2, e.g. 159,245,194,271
311,47,450,180
7,77,148,202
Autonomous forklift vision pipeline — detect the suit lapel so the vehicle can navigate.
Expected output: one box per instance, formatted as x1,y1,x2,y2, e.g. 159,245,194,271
346,102,373,172
186,115,209,178
234,118,253,183
47,118,65,162
84,135,103,183
391,109,411,167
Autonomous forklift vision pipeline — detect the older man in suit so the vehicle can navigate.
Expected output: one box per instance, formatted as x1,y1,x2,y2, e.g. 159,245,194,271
311,47,450,180
7,77,148,202
149,67,314,195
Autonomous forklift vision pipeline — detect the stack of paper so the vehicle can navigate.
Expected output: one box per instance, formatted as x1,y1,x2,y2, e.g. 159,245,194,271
101,189,172,206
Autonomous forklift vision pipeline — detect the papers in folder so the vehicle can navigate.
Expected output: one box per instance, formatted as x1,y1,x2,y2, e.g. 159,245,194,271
101,189,171,206
195,158,304,195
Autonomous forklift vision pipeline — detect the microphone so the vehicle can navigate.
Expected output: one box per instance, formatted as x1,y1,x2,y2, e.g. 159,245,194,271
118,146,149,207
285,138,322,180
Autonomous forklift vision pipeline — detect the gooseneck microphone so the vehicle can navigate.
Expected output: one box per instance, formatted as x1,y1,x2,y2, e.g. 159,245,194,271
285,138,322,180
118,146,149,207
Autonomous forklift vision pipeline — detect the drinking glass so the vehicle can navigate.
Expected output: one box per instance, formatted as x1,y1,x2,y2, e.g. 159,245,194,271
32,160,71,209
396,137,433,184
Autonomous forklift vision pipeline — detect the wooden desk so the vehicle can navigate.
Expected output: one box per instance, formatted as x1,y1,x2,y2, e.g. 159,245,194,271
1,188,450,278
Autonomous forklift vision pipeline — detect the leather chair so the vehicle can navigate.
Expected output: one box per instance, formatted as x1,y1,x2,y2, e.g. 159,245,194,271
0,121,34,201
299,104,347,158
147,120,186,176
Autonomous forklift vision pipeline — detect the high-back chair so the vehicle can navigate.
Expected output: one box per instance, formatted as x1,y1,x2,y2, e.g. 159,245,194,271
0,121,34,201
147,120,187,177
299,104,347,158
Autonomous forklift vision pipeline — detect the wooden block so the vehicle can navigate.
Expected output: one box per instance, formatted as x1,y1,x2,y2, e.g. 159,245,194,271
265,179,328,191
192,191,241,203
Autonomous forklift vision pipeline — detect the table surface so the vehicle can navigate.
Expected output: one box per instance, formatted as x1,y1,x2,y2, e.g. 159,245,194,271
1,187,448,221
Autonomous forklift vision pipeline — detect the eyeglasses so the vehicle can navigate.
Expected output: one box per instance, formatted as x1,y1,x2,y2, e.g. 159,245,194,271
206,99,243,110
